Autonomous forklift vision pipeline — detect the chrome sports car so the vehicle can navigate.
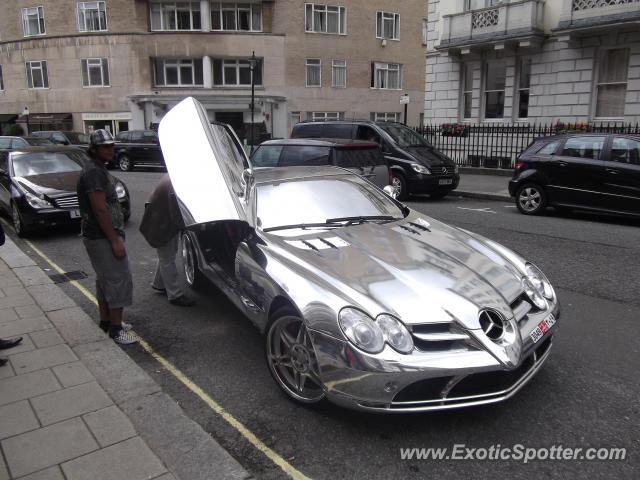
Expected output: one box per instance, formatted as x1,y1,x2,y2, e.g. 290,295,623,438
159,98,560,413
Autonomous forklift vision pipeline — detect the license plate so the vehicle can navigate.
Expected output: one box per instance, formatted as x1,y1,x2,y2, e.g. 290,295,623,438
438,179,453,185
529,313,556,344
69,210,81,219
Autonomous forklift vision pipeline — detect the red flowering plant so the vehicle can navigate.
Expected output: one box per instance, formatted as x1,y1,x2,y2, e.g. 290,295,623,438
441,123,470,137
554,121,589,134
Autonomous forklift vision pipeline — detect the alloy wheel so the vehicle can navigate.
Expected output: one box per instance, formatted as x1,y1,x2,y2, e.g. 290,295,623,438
518,187,542,213
119,156,131,171
182,234,195,286
12,203,23,236
266,315,325,403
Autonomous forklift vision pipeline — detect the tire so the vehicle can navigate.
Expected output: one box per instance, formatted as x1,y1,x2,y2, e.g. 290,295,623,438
429,191,448,200
181,232,205,290
516,183,547,215
391,173,408,201
11,202,31,237
265,308,326,405
118,155,133,172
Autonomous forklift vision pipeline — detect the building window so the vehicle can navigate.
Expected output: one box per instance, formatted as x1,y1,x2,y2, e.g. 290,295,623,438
154,59,204,87
517,58,531,119
290,111,301,127
332,60,346,88
371,62,402,90
464,0,504,11
22,6,46,36
77,2,107,32
461,63,473,119
421,18,428,45
371,112,400,122
305,4,346,35
310,112,344,121
26,60,49,89
596,48,629,118
376,11,399,40
150,1,201,31
211,2,261,31
306,59,321,87
484,61,505,119
213,59,262,86
0,66,4,91
81,58,109,87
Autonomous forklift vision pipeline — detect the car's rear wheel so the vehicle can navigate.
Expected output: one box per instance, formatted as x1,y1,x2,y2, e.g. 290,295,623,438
11,202,30,237
391,173,408,201
266,310,325,405
516,183,547,215
181,232,205,290
118,155,133,172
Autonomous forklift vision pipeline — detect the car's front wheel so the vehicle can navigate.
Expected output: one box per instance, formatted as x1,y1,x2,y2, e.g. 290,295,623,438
118,155,133,172
516,183,547,215
266,311,325,405
181,232,204,290
391,173,408,201
11,202,30,237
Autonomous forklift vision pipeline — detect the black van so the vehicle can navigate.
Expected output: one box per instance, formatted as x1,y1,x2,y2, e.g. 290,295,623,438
291,121,459,200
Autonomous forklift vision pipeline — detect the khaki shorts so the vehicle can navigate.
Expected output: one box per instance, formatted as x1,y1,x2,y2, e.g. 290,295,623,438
83,237,133,309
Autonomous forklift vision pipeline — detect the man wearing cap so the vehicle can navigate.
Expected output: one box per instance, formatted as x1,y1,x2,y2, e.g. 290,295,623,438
77,129,137,345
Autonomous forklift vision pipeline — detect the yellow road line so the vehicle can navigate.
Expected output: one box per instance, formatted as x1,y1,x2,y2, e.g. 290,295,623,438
19,235,311,480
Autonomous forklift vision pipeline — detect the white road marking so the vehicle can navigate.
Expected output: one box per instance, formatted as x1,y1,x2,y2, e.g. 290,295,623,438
457,207,497,214
503,205,517,208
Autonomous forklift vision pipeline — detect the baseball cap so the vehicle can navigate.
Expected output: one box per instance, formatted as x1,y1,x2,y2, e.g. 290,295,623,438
89,129,115,147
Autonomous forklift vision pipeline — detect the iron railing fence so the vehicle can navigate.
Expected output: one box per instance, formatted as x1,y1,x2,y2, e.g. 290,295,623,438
413,122,640,168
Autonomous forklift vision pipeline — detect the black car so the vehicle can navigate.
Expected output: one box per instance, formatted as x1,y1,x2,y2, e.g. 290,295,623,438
31,131,89,148
291,120,459,200
114,129,164,171
0,147,131,236
509,133,640,216
0,136,54,149
251,139,391,189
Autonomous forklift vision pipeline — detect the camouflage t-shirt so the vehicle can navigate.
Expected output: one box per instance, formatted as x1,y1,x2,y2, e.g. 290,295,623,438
77,159,125,239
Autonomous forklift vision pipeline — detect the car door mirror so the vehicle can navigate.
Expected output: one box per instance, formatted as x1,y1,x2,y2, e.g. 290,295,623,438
383,185,398,199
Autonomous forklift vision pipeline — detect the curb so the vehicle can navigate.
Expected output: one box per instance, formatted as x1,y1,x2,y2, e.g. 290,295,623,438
0,235,252,480
454,190,512,202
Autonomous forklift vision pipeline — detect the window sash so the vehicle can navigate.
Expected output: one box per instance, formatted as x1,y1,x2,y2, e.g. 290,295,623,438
77,1,107,32
517,58,531,119
22,6,45,36
595,49,629,118
213,58,262,86
81,58,110,87
306,59,321,87
332,60,346,88
372,62,401,89
371,112,399,122
377,11,399,40
461,64,473,119
26,61,49,89
210,2,262,31
311,112,343,121
305,3,346,34
154,59,203,86
150,2,201,31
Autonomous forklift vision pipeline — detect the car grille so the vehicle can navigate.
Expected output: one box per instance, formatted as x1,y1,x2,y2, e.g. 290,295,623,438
54,195,79,209
410,322,476,353
431,166,453,176
510,292,534,323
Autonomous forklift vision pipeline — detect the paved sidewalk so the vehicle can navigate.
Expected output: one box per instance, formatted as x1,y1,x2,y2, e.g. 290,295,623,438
454,168,512,202
0,237,250,480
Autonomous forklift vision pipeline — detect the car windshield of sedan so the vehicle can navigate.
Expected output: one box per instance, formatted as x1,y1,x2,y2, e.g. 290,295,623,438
379,124,431,148
12,152,84,177
65,132,89,145
256,176,404,232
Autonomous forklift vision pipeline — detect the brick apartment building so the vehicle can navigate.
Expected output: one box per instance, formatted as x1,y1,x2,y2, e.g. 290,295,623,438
0,0,427,140
424,0,640,125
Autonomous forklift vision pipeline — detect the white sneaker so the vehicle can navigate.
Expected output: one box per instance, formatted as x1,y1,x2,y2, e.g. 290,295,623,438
111,329,138,345
121,321,133,332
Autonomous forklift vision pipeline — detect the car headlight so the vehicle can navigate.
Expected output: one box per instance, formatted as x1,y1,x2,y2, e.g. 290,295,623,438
525,263,554,300
411,164,431,175
115,182,127,199
522,277,547,310
377,314,414,353
338,308,385,354
24,191,53,209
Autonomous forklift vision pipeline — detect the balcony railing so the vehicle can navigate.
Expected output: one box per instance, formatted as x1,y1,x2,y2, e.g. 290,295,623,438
573,0,640,11
438,0,545,50
559,0,640,30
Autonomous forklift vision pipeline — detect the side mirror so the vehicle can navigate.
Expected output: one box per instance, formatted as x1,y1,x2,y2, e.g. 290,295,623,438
383,185,398,199
241,169,253,198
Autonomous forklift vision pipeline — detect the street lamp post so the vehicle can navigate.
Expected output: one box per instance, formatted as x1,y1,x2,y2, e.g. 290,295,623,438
22,106,30,135
249,51,258,153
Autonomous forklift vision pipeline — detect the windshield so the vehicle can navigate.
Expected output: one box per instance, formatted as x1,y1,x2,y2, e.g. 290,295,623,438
24,137,54,146
379,124,431,147
256,176,403,231
65,132,89,145
12,152,84,177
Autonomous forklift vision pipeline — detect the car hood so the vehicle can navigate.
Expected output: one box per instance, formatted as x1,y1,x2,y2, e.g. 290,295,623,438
405,146,454,167
14,172,80,196
266,213,524,332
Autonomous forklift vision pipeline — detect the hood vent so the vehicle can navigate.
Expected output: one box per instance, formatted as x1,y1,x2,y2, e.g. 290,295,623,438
285,236,351,251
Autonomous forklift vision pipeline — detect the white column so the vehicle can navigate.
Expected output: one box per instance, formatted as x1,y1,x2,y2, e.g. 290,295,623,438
201,0,211,31
203,55,213,88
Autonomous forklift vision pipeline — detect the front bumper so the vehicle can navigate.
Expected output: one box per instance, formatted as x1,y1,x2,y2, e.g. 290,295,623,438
18,198,130,230
309,303,559,413
408,174,460,194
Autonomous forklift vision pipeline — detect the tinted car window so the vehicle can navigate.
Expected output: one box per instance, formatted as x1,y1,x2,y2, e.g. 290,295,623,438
65,132,89,144
355,126,381,144
130,131,144,142
334,147,386,167
51,132,67,143
610,137,640,165
279,146,331,166
0,138,12,149
24,137,53,146
323,124,352,139
252,145,283,167
561,136,605,159
292,124,323,138
537,141,559,155
142,131,158,143
0,152,7,171
378,124,431,147
12,151,84,177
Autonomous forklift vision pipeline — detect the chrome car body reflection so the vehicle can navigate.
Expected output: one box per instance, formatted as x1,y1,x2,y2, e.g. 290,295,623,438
159,98,560,413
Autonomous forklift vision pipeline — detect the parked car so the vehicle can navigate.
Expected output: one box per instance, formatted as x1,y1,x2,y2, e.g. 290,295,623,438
160,97,560,412
291,120,459,200
509,133,640,217
0,136,54,149
0,147,130,236
114,129,164,171
31,131,89,150
251,139,391,189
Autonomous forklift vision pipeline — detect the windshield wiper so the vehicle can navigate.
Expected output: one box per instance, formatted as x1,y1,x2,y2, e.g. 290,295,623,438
325,215,400,226
262,222,339,233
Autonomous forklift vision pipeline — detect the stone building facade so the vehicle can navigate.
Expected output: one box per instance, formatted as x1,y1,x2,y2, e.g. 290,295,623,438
0,0,427,139
425,0,640,125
